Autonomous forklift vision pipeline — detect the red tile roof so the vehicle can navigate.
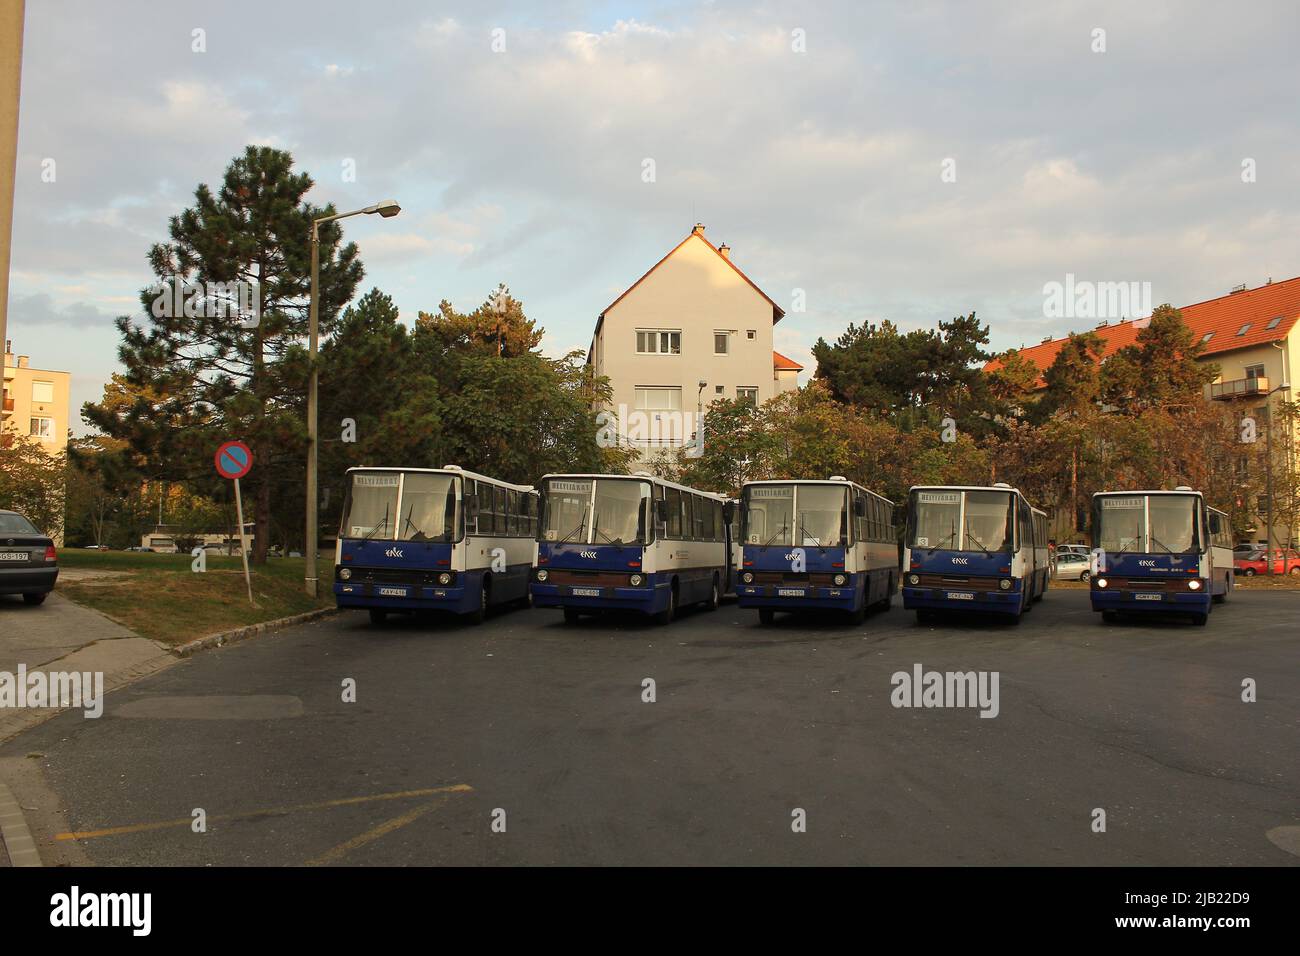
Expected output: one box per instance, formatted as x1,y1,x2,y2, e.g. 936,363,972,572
773,350,804,371
985,275,1300,387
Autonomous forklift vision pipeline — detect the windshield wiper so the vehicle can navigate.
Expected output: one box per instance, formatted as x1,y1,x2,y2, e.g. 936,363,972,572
760,522,789,548
363,505,391,541
559,518,587,544
798,519,826,550
964,523,992,557
927,520,958,555
593,526,624,550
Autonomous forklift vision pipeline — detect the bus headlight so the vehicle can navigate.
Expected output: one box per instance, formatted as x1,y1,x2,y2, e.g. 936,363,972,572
338,568,352,581
1096,578,1108,588
437,572,452,585
1188,579,1202,590
742,572,754,584
908,573,920,585
535,569,548,583
833,573,847,586
629,573,643,586
999,579,1011,591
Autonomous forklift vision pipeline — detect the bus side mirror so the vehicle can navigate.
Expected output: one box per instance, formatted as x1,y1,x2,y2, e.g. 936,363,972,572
655,500,668,522
853,498,865,517
723,501,736,523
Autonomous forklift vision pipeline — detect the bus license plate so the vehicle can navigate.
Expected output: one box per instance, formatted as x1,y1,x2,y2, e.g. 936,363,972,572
377,586,408,597
777,588,805,597
571,587,601,597
1134,593,1162,601
946,591,974,600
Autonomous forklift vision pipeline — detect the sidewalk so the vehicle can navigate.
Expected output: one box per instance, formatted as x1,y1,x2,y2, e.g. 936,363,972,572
0,591,177,744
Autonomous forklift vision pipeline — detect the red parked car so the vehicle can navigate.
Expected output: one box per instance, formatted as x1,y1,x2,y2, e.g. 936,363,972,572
1233,548,1300,576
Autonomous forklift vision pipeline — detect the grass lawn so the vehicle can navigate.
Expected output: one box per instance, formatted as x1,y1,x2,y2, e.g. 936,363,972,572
55,549,334,646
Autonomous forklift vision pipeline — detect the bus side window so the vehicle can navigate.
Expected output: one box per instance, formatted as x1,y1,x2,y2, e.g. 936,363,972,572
465,480,479,536
483,485,498,535
666,488,682,538
700,497,715,541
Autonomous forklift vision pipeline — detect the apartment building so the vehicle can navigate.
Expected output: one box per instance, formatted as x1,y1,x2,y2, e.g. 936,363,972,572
987,276,1300,547
586,224,800,452
2,341,72,455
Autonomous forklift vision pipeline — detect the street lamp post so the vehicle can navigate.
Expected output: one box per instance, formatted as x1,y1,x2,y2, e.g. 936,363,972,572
1262,379,1291,578
305,199,400,597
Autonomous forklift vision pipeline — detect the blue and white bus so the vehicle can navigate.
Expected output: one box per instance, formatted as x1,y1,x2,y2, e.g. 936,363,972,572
902,483,1049,624
1089,488,1232,626
334,466,537,625
530,473,730,624
735,477,898,625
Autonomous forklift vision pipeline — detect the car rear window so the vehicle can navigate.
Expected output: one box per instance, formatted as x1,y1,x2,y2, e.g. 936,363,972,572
0,513,40,534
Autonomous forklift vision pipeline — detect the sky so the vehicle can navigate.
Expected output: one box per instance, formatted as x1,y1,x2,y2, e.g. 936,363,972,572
8,0,1300,433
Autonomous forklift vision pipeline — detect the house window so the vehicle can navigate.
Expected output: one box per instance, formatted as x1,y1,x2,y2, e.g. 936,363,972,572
737,387,758,406
714,332,729,354
31,381,54,403
1237,323,1251,336
636,330,681,355
1245,365,1265,381
746,330,756,340
30,416,54,439
1267,316,1283,330
714,385,724,394
1200,332,1214,344
635,387,682,412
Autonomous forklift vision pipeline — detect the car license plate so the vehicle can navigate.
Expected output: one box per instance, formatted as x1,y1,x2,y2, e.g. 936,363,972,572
1134,593,1162,601
777,588,805,597
0,552,26,562
376,586,408,597
946,591,974,600
571,587,601,597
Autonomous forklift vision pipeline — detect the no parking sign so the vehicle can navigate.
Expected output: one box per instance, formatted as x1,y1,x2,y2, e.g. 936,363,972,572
214,440,255,605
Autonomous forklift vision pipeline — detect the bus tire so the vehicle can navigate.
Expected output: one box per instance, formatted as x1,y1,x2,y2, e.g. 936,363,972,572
467,579,489,625
653,584,677,625
1101,610,1118,624
368,608,387,625
916,609,934,624
563,607,582,624
757,607,775,625
704,574,720,611
1191,612,1209,627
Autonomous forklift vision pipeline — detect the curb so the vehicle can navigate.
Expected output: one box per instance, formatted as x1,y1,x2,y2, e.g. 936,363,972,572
172,606,340,658
0,781,41,867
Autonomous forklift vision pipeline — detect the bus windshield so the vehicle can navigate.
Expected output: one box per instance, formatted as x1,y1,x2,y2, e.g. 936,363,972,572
542,478,650,545
340,471,460,543
909,489,1013,553
742,484,848,548
1097,494,1200,555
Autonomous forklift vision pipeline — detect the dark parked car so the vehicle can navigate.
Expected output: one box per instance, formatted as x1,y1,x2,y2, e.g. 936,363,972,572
0,510,59,605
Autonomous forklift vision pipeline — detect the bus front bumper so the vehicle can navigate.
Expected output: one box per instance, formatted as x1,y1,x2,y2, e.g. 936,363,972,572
530,581,666,614
334,581,477,615
1090,589,1211,614
902,585,1021,613
736,579,859,610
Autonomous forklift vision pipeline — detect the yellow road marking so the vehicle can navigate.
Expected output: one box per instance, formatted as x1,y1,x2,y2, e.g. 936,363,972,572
304,799,448,866
55,784,472,841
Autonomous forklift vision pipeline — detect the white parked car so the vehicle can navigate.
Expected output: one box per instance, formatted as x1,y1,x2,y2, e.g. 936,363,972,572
1054,552,1091,581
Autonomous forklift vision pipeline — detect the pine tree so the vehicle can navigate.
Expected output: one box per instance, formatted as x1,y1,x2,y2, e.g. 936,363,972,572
83,147,364,563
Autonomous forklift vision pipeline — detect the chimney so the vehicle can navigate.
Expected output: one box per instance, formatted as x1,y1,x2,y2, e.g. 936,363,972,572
3,340,12,367
18,355,29,368
718,243,730,260
691,222,705,235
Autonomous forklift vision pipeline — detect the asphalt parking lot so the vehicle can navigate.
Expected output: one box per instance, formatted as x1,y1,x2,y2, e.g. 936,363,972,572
2,587,1297,866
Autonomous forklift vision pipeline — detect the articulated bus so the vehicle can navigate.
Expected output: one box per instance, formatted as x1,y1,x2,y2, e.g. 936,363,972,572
735,477,898,625
334,466,537,624
530,473,730,624
902,483,1049,624
1089,488,1232,626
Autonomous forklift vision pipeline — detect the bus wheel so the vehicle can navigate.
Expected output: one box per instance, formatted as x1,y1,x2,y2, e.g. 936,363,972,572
1191,612,1209,627
916,609,934,624
563,607,582,624
704,575,720,611
758,608,775,625
1004,611,1023,626
467,581,489,625
653,585,677,625
1101,610,1118,624
368,609,387,625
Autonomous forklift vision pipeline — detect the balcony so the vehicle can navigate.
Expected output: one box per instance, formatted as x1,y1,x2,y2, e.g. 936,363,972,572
1209,376,1269,401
